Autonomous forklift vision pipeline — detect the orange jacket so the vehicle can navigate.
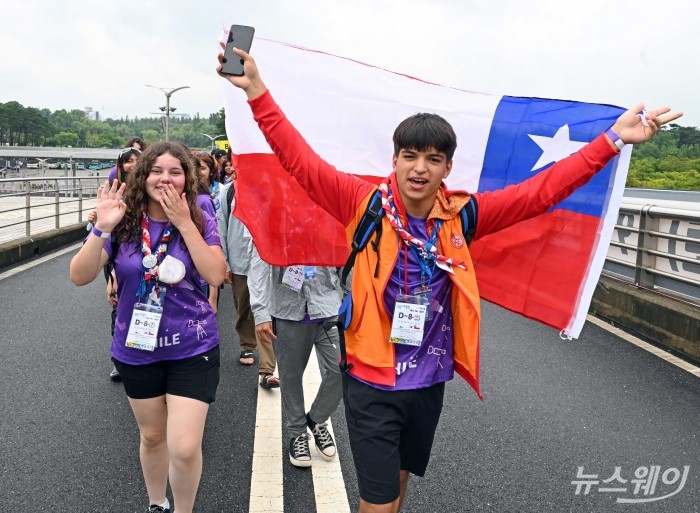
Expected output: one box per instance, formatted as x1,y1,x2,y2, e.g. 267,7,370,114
344,190,484,398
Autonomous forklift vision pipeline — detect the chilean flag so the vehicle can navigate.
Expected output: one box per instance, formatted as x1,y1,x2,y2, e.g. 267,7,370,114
219,37,631,338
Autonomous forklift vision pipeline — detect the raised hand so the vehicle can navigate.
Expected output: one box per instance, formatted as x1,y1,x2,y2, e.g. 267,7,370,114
611,103,683,145
217,43,267,100
94,180,126,232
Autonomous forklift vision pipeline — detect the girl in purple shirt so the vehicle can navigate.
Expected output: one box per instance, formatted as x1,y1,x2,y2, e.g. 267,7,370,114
70,141,226,513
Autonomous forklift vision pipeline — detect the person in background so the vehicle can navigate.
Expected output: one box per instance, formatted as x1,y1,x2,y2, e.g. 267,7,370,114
217,178,278,385
195,151,221,312
211,149,227,182
196,152,222,218
70,141,226,513
248,250,342,467
88,146,143,381
108,137,146,184
219,157,235,184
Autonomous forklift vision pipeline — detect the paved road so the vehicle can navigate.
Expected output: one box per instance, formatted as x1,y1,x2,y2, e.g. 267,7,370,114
1,245,699,513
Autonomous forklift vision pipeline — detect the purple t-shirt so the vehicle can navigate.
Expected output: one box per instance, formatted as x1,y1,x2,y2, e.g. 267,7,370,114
372,214,455,390
105,213,221,365
197,193,216,219
107,166,117,184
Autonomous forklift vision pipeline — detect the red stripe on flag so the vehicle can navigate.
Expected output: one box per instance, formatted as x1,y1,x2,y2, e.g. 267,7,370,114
234,154,348,267
470,209,602,330
234,154,385,267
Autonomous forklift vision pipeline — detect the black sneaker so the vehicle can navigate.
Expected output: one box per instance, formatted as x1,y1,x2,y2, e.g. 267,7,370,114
109,365,122,382
147,505,170,513
306,413,336,461
289,433,312,467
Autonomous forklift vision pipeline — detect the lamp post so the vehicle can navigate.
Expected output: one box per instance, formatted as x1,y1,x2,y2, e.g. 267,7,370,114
146,85,190,141
200,133,226,152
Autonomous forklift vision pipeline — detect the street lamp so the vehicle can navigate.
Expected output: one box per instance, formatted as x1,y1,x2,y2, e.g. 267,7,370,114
201,133,226,152
145,85,190,142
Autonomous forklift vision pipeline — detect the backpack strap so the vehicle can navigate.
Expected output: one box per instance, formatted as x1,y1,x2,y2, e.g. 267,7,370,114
226,183,235,214
340,189,384,288
337,189,385,374
460,197,478,245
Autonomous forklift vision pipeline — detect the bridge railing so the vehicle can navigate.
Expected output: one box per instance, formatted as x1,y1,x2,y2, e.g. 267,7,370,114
1,177,699,307
606,201,700,306
0,176,101,243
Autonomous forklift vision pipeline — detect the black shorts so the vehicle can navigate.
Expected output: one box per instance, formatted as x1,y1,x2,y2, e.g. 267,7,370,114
343,375,445,504
113,346,220,404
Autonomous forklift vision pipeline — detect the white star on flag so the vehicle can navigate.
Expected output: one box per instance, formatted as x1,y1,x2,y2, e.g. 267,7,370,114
528,124,588,172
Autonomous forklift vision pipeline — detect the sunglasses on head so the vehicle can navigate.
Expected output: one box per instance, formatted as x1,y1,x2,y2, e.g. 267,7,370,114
119,147,142,158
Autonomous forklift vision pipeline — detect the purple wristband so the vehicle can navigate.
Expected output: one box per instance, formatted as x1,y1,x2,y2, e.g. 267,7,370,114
91,227,110,239
605,128,625,150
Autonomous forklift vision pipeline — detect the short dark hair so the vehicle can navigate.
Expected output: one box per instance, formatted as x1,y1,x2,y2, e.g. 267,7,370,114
392,113,457,161
212,149,227,160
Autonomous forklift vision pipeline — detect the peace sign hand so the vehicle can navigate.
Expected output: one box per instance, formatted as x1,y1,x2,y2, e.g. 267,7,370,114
611,103,683,145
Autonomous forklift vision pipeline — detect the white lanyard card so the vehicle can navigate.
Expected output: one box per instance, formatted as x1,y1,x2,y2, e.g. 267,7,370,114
125,302,163,352
389,295,427,346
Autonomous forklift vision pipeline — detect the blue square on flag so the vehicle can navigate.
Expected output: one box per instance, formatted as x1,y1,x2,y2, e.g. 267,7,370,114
478,96,625,217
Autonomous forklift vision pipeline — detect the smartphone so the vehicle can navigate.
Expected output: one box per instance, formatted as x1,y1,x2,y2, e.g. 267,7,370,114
221,24,255,76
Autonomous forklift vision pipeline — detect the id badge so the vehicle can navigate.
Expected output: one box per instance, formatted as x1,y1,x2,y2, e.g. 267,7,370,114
281,265,305,292
304,266,317,280
389,296,427,347
125,302,163,352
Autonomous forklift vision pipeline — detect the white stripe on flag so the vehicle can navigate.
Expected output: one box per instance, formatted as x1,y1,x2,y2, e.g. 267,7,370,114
220,37,502,192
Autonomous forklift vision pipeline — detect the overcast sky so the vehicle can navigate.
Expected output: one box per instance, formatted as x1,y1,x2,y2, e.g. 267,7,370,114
1,1,696,127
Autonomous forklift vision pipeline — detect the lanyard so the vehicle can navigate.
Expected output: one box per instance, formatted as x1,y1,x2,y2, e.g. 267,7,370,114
398,215,442,295
136,210,175,302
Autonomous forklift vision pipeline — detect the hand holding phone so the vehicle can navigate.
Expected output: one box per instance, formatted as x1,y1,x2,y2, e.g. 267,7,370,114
220,25,255,76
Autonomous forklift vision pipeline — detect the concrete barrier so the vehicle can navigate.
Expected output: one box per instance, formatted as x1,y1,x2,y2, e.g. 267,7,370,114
0,226,698,365
591,275,700,364
0,224,86,268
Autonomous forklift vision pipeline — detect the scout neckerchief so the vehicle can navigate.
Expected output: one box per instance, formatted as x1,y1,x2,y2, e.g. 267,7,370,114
378,174,468,288
136,209,176,303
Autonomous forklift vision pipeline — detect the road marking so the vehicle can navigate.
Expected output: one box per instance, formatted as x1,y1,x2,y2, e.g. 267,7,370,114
587,314,700,377
303,348,351,513
0,242,81,281
249,347,351,513
249,372,284,513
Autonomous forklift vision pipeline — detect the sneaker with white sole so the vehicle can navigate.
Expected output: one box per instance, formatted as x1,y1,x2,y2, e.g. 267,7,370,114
289,433,312,467
147,505,170,513
306,413,336,460
109,365,122,382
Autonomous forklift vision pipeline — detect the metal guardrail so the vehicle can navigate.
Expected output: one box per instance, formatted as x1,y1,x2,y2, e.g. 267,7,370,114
606,202,700,306
1,176,699,308
0,176,101,244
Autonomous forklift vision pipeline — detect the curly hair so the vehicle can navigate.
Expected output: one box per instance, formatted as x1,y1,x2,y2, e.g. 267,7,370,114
114,141,204,247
